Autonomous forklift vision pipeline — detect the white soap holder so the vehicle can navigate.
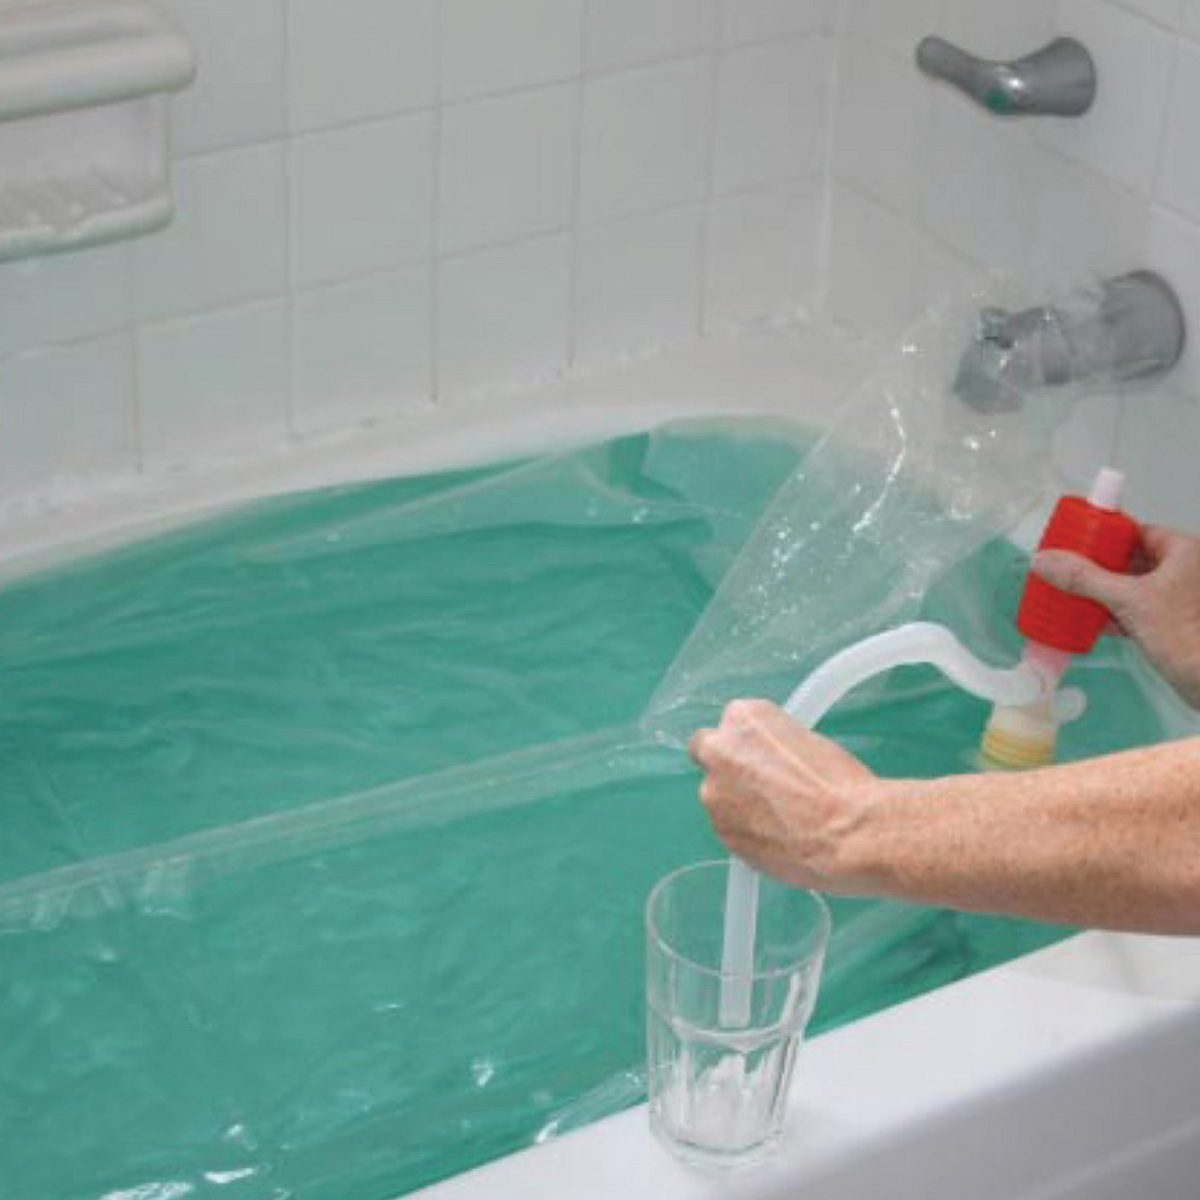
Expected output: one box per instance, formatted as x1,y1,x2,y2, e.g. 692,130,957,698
0,0,195,262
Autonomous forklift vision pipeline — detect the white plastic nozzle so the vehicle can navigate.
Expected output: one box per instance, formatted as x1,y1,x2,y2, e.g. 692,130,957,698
1087,467,1125,511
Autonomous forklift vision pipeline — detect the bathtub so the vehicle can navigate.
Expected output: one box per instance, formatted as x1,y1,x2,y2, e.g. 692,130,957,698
418,932,1200,1200
4,322,1199,1199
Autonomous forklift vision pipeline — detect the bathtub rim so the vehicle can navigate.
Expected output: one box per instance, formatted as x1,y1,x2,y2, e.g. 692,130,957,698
411,928,1200,1199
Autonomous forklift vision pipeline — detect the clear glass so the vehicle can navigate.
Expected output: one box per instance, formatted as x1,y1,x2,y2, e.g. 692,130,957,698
645,861,831,1169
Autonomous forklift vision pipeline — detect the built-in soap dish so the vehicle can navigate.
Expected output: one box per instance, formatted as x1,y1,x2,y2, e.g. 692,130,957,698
0,0,195,262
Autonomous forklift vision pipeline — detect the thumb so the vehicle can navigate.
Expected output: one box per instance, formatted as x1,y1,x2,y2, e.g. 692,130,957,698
1032,549,1133,611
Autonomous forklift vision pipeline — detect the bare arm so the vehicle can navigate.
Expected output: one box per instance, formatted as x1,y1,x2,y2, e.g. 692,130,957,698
690,701,1200,935
690,523,1200,933
854,738,1200,933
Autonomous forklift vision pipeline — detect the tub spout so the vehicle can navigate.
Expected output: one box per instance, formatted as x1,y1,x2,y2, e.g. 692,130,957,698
954,272,1186,413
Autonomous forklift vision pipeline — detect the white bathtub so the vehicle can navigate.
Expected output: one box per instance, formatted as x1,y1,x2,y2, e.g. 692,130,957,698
413,931,1200,1199
5,322,1199,1198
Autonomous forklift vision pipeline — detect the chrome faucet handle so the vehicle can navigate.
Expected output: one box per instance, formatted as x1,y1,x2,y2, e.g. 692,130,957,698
916,36,1096,117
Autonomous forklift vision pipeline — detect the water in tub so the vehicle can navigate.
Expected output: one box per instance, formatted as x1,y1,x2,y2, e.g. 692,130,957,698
0,423,1166,1198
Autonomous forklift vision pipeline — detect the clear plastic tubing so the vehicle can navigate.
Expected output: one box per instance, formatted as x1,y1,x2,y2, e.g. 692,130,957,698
718,621,1048,1028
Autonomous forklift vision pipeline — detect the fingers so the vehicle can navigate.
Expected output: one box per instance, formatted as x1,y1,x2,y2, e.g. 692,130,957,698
1138,524,1187,562
686,727,714,767
1032,549,1134,612
689,699,790,760
721,697,787,730
689,699,852,781
688,701,796,783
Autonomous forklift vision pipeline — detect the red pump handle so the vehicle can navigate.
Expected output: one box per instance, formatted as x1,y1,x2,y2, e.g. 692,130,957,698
1017,470,1140,656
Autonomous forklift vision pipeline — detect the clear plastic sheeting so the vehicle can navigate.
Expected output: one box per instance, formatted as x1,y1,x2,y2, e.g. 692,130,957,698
0,426,801,884
645,296,1069,742
0,305,1173,1200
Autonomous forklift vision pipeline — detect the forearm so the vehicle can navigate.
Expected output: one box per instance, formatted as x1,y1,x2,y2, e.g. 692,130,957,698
841,737,1200,934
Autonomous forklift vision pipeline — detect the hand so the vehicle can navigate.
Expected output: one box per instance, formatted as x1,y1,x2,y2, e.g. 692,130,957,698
1033,525,1200,709
687,699,878,892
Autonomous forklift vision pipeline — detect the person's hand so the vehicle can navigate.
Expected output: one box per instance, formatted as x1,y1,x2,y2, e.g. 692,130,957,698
687,699,878,892
1034,525,1200,709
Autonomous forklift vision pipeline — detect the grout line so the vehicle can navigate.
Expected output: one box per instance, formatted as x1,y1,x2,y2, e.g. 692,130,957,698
428,0,445,405
281,0,298,442
0,174,829,372
171,34,828,169
813,22,844,321
576,170,825,232
695,41,723,338
1148,192,1200,231
126,326,146,475
119,295,296,344
565,0,590,369
120,242,146,473
832,176,995,300
1103,0,1190,36
1105,387,1125,472
1148,27,1182,210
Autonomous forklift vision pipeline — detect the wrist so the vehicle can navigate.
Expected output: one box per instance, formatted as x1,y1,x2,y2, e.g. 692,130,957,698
817,776,900,896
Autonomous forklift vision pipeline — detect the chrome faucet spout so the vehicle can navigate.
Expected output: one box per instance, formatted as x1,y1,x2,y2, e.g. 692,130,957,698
954,272,1186,413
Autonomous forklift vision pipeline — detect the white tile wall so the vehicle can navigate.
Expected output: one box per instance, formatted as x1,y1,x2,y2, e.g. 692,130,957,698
1052,391,1123,493
0,335,137,500
438,86,576,255
12,0,1200,528
292,269,433,433
841,0,941,58
1027,153,1148,289
1117,384,1200,529
1157,37,1200,222
132,145,289,322
579,59,711,223
0,244,131,359
289,0,437,132
437,233,572,399
705,178,823,330
833,38,927,213
585,0,718,72
936,0,1056,58
722,0,830,45
827,183,920,341
163,0,288,154
712,38,829,193
440,0,584,101
919,101,1039,270
137,302,291,465
1118,0,1181,31
575,206,704,365
290,115,434,288
0,0,833,505
828,0,1200,531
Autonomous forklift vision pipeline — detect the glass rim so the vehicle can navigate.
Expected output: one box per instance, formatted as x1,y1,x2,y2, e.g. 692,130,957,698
645,859,831,982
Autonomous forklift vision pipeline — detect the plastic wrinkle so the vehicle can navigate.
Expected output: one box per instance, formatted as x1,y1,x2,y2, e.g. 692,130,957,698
644,289,1075,744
